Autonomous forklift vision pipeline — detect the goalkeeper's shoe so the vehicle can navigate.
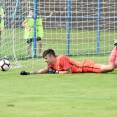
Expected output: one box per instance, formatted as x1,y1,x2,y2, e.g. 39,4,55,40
114,40,117,47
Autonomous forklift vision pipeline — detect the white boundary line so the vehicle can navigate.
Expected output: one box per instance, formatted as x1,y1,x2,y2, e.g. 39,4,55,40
0,94,116,99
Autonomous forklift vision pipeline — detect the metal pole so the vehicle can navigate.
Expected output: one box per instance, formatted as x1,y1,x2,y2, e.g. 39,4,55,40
33,0,37,57
97,0,101,53
66,0,71,55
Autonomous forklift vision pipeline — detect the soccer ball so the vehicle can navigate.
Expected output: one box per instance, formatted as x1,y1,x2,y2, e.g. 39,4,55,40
0,59,10,71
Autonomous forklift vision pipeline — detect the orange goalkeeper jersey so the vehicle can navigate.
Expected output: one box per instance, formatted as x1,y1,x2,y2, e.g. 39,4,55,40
47,55,101,73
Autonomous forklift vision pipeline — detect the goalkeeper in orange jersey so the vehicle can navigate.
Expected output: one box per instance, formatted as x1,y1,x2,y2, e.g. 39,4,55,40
22,8,53,57
20,42,117,75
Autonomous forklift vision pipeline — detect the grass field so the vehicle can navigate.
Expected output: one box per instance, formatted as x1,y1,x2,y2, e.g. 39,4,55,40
0,56,117,117
0,28,117,117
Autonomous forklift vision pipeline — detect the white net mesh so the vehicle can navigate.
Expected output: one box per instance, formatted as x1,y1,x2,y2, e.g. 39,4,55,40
0,0,117,69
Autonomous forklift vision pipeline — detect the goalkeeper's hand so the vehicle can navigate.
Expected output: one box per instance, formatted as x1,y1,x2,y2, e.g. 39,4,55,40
20,70,30,75
48,67,59,74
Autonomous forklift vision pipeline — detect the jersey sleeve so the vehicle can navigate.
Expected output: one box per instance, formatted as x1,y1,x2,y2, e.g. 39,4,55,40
46,56,72,71
47,64,52,69
60,56,71,71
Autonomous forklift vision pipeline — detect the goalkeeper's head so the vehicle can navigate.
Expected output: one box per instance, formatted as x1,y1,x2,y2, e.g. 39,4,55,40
43,49,56,65
43,49,56,58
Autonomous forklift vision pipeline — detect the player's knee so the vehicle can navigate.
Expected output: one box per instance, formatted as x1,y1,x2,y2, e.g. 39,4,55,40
28,43,32,47
37,40,42,45
110,65,115,71
108,65,115,72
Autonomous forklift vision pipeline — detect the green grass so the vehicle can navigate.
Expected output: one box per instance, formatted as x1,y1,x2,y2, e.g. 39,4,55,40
0,65,117,117
0,28,117,117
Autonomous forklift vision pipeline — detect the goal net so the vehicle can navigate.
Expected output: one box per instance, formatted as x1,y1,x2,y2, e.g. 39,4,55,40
0,0,117,70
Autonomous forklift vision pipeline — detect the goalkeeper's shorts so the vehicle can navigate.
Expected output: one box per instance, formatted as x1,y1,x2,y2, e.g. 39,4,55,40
81,60,101,73
27,37,41,44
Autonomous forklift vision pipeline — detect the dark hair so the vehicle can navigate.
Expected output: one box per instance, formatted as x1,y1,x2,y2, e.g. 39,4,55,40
43,49,56,58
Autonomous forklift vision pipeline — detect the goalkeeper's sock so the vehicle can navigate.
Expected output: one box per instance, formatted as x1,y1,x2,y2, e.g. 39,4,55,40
108,47,117,63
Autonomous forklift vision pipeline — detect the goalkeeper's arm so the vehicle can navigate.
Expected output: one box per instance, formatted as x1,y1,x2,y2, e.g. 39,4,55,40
48,67,72,74
30,68,48,74
20,67,72,75
20,68,48,75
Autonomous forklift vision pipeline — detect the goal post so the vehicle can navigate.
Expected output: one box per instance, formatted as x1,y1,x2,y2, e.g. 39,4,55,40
33,0,38,57
97,0,101,54
66,0,71,55
0,0,117,69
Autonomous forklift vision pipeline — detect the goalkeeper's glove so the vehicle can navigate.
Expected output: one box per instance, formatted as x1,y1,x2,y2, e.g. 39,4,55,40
20,70,30,75
48,67,59,74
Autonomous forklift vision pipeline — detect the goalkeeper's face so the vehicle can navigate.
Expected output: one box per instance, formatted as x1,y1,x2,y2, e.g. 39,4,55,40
44,54,56,65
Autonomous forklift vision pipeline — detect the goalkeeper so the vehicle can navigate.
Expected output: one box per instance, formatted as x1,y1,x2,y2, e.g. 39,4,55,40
0,7,5,39
20,42,117,75
22,8,53,57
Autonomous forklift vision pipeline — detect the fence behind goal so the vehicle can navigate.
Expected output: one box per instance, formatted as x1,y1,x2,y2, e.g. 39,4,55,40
0,0,117,69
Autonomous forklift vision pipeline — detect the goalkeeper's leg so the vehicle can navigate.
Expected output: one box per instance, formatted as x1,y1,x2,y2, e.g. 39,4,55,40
26,38,32,57
100,44,117,72
37,37,42,56
108,44,117,68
